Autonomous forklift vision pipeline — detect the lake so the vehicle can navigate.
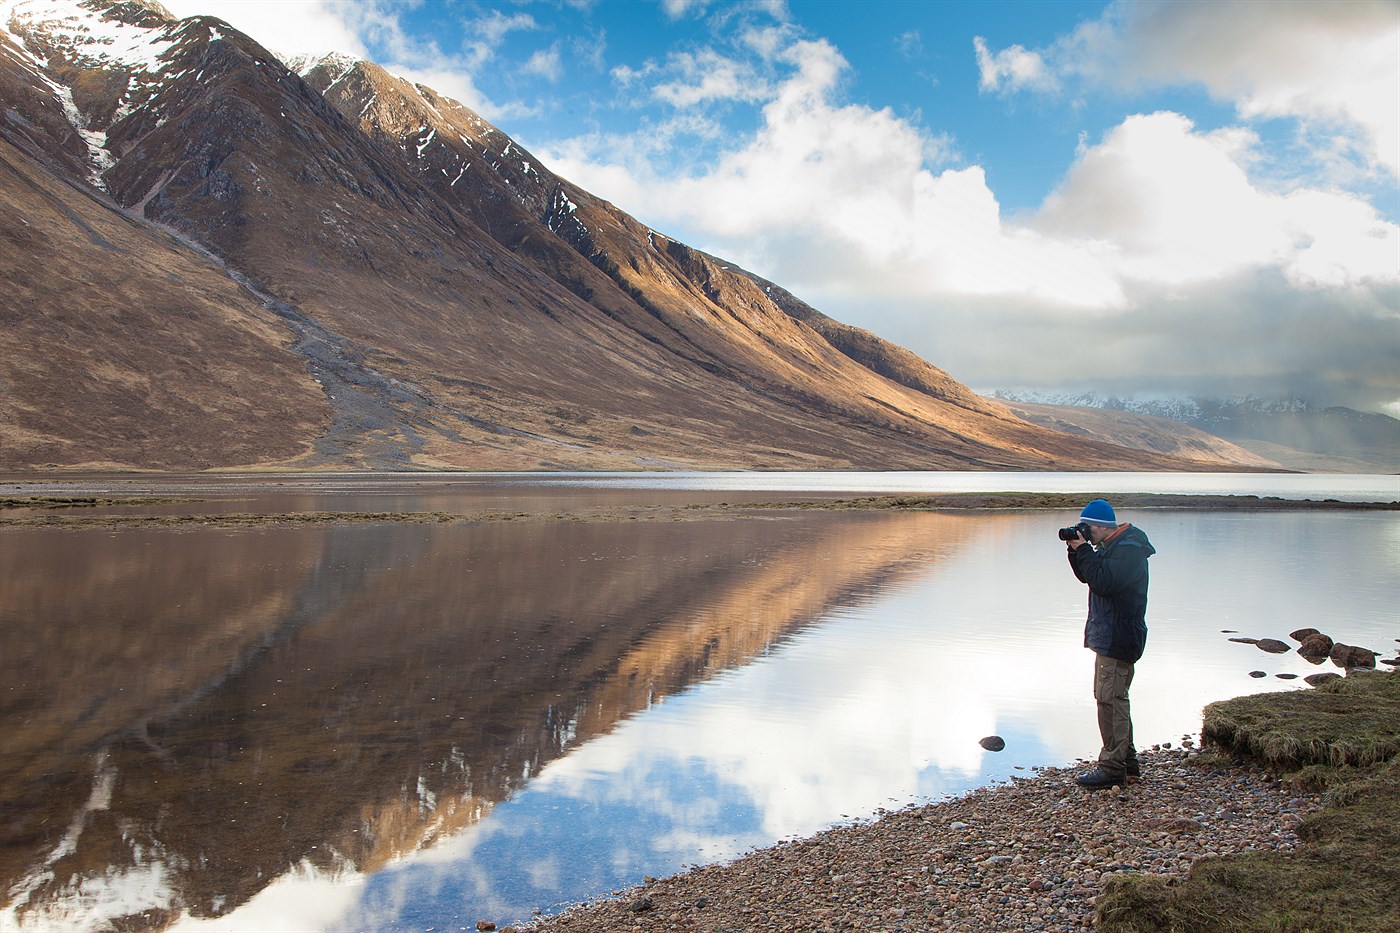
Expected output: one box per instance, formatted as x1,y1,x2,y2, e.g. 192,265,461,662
1,472,1397,932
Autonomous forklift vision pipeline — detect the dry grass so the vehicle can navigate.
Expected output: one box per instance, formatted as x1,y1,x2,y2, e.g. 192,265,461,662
1201,671,1400,769
1098,673,1400,933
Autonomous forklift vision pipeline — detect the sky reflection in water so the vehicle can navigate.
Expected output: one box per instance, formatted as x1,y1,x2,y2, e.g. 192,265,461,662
2,493,1396,933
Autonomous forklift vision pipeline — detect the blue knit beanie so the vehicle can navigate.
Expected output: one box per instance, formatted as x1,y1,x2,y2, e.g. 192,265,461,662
1079,499,1117,527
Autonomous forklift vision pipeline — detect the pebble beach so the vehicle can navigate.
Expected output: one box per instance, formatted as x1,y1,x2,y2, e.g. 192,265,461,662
518,746,1318,932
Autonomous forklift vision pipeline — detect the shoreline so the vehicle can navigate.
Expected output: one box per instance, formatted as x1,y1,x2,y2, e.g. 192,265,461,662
516,746,1319,932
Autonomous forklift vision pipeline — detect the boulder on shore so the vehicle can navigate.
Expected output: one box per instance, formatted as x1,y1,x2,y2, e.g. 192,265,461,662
1329,644,1377,670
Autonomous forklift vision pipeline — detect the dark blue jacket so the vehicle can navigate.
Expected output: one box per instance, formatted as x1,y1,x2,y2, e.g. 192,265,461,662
1067,524,1155,663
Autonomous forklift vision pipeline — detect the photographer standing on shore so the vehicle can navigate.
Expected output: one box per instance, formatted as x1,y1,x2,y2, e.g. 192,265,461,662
1062,499,1156,790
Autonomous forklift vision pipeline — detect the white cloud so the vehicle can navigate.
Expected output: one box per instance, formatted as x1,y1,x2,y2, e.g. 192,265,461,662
1035,111,1400,290
461,8,537,70
651,47,768,107
661,0,706,19
522,43,563,82
895,29,923,60
973,35,1056,94
1035,113,1290,285
1129,0,1397,176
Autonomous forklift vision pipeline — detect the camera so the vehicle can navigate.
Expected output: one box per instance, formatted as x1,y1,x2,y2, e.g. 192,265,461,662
1058,522,1091,542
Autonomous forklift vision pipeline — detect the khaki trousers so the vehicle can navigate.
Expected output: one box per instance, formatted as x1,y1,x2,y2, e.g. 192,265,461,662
1094,653,1136,775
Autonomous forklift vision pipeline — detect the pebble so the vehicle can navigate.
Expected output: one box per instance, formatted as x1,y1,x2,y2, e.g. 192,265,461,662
522,748,1319,932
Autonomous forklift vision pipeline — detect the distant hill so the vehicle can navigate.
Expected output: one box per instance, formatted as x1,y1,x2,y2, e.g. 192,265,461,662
990,392,1399,473
991,401,1283,469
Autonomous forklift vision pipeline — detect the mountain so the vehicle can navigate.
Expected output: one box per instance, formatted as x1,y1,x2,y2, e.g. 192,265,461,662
1,0,1262,473
991,391,1399,473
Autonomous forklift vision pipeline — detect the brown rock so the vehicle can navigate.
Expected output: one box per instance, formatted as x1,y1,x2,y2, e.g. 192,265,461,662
1289,628,1321,641
1305,672,1343,686
1329,644,1377,669
1256,638,1290,654
1297,633,1334,659
979,735,1006,752
1229,637,1261,645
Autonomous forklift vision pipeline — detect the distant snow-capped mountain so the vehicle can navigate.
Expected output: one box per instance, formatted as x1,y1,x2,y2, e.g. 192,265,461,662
989,390,1398,472
987,390,1317,424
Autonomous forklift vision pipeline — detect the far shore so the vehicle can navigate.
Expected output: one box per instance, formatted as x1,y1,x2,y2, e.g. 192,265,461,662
1,490,1396,529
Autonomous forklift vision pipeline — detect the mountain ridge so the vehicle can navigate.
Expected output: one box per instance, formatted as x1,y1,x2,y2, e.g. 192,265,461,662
1,0,1275,473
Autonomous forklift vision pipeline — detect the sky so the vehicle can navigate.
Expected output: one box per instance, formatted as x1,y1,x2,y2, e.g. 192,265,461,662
157,0,1400,414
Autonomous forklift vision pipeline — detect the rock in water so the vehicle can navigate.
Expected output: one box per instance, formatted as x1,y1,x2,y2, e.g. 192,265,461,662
979,736,1006,752
1289,627,1321,641
1298,633,1334,661
1305,672,1342,686
1256,639,1290,654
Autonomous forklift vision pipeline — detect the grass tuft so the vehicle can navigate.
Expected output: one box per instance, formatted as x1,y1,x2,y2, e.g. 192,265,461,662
1200,671,1400,769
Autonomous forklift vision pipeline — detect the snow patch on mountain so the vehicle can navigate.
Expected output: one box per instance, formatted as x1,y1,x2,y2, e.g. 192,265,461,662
3,0,175,72
281,49,359,83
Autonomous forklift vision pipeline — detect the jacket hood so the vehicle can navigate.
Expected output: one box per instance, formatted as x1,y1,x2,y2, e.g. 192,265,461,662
1110,523,1156,556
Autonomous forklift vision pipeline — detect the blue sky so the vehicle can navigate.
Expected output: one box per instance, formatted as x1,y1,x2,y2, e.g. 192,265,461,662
160,0,1399,413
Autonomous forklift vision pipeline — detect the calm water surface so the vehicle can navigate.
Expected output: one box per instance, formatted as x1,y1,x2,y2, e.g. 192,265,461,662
1,473,1396,932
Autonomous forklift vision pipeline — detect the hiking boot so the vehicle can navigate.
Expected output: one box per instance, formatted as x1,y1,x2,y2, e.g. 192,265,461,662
1075,767,1126,789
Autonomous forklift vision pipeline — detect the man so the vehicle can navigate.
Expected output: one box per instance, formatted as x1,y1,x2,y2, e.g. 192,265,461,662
1065,499,1156,790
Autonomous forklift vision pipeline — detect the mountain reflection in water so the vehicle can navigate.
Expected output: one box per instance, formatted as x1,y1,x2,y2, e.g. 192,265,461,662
3,501,1396,931
1,509,954,931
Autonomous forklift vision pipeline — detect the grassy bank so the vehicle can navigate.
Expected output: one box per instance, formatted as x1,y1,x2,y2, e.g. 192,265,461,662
1097,671,1400,932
